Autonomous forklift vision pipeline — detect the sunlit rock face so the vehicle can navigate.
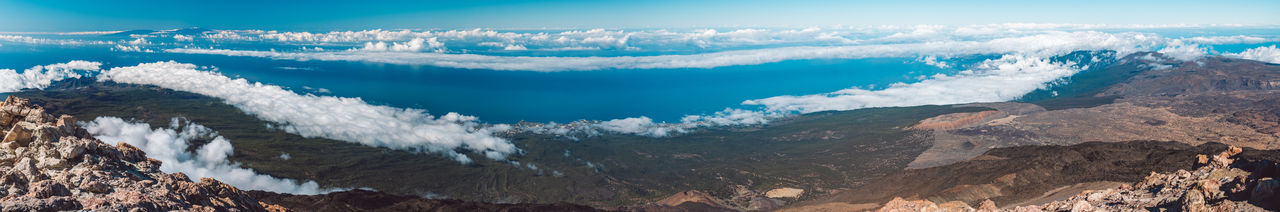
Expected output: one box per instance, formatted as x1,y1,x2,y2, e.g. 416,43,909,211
0,96,270,211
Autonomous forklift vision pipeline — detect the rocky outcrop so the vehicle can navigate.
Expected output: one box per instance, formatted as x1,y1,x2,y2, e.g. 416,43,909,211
874,146,1280,211
0,96,603,211
1008,146,1277,211
876,197,997,212
802,141,1228,210
0,96,269,211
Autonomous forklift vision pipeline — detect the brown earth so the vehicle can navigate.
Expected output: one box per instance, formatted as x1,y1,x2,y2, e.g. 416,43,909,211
909,55,1280,169
792,141,1241,210
875,146,1280,211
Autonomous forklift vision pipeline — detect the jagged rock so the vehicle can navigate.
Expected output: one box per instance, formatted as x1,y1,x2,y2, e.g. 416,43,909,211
114,142,146,163
0,196,80,212
79,181,108,193
1180,189,1206,212
877,197,941,212
2,123,33,147
977,199,998,211
876,145,1280,211
1068,200,1093,211
0,97,268,211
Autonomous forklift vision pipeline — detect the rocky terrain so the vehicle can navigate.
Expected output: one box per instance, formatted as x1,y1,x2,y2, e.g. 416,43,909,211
0,96,270,211
2,51,1279,211
872,145,1280,211
0,96,596,211
778,54,1280,211
908,54,1280,169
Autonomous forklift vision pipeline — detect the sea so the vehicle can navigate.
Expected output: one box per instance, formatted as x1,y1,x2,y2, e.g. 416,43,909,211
2,26,1278,124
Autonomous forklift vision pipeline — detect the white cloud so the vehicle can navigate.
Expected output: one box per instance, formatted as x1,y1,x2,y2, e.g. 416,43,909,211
0,35,114,45
1183,35,1274,44
194,27,856,51
0,60,102,93
357,37,445,52
1224,45,1280,63
166,31,1171,71
0,31,125,35
744,54,1085,113
128,37,149,45
520,52,1098,137
917,56,951,69
202,30,259,41
503,45,528,51
81,117,340,195
173,34,194,42
595,117,673,137
96,61,518,163
113,45,154,52
197,25,1246,52
1157,40,1207,61
518,108,778,137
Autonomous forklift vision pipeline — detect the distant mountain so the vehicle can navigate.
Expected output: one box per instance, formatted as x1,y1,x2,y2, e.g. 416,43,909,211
100,29,157,37
168,27,212,35
101,27,211,37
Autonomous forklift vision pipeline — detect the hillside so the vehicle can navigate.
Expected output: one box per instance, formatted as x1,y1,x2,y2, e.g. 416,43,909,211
0,96,594,211
4,52,1280,211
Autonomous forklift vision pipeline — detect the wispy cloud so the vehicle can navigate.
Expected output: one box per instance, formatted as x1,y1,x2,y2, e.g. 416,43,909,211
744,54,1090,113
0,35,115,45
1225,45,1280,63
165,30,1238,71
82,117,341,194
0,60,101,93
97,61,519,164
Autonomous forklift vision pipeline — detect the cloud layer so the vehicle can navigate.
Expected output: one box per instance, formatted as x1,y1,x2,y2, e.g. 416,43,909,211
0,60,102,93
81,117,338,194
744,54,1086,113
165,30,1241,71
192,24,1265,52
0,35,115,46
1225,45,1280,63
97,61,519,163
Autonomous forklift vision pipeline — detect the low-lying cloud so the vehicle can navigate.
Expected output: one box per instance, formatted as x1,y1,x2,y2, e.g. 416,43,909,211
0,35,115,46
744,54,1086,113
166,31,1232,71
1225,45,1280,63
97,61,519,163
81,117,339,195
0,60,101,93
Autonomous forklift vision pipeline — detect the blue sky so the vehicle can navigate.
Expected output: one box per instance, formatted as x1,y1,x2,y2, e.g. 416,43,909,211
2,0,1278,31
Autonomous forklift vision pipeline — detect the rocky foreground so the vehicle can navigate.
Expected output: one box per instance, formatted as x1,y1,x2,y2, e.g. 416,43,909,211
0,96,595,211
875,146,1280,211
0,96,269,211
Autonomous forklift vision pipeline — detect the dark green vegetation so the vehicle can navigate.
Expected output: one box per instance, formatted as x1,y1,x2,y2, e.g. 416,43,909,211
248,190,601,212
12,79,989,206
